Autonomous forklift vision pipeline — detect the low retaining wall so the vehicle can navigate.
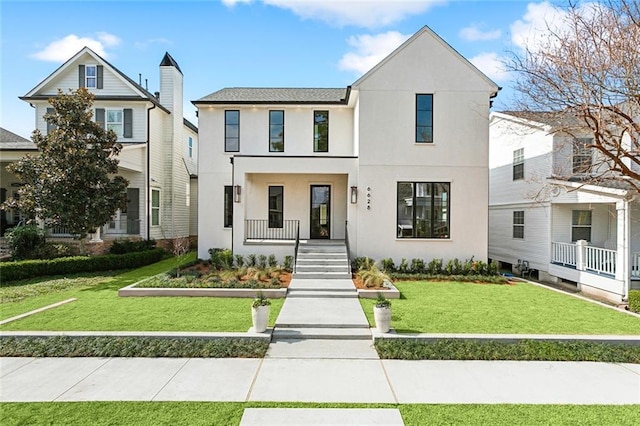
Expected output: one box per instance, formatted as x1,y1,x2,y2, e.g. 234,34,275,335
118,282,287,298
357,284,400,299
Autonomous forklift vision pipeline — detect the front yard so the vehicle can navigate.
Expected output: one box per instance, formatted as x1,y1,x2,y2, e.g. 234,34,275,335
360,281,640,335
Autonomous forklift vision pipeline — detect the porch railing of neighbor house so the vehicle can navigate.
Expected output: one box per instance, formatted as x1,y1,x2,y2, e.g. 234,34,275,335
344,220,352,274
632,252,640,279
102,219,141,236
584,246,617,276
551,242,577,267
244,219,299,241
47,225,77,239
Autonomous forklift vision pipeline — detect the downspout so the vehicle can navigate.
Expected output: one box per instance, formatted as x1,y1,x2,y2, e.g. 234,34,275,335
230,156,234,254
146,103,156,241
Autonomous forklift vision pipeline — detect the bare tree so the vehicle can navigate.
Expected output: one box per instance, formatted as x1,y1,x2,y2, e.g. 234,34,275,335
506,0,640,193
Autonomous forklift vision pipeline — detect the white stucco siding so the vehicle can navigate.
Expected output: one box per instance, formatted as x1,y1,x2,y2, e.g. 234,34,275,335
488,204,550,271
39,53,137,96
356,164,488,263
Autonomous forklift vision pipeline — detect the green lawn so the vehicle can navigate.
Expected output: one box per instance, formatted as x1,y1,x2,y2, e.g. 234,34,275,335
360,281,640,335
1,402,638,426
0,256,283,332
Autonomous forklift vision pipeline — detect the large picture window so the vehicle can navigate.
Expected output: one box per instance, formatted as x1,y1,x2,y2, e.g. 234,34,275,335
151,188,160,226
269,110,284,152
224,186,233,228
416,94,433,143
571,210,592,242
268,186,284,228
513,211,524,239
225,110,239,152
397,182,450,239
314,111,328,152
513,148,524,180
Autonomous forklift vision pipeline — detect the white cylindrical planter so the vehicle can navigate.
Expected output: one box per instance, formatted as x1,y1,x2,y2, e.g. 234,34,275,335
373,306,391,333
252,305,270,333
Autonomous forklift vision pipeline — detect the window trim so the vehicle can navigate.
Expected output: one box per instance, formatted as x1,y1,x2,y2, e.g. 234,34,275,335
571,209,592,242
513,210,524,239
106,108,124,137
269,110,285,152
268,185,284,228
225,110,240,152
85,65,97,88
151,188,160,227
313,110,329,153
513,148,524,180
224,186,233,228
415,94,434,144
396,181,450,239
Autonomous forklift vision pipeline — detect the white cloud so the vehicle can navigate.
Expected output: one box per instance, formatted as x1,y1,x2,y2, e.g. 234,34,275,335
134,37,172,50
459,25,501,41
263,0,446,28
221,0,252,6
469,52,508,82
338,31,411,75
32,33,121,62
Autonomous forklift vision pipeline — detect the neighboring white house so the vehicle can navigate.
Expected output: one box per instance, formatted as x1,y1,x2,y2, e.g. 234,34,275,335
1,47,198,248
194,26,500,264
489,111,639,304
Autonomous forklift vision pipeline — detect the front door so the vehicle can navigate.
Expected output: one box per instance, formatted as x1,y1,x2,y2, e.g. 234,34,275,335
310,185,330,239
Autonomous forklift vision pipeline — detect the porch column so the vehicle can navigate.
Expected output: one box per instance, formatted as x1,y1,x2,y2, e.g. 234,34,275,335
615,200,630,296
576,240,587,271
90,226,102,243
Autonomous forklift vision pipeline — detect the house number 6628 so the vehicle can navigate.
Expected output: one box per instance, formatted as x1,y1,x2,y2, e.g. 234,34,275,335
366,186,371,211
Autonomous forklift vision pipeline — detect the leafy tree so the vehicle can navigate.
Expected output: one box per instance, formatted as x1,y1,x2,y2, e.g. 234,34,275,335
506,0,640,193
3,88,128,251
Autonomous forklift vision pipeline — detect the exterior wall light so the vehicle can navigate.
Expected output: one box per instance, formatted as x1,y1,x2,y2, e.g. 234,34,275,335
350,186,358,204
234,185,242,203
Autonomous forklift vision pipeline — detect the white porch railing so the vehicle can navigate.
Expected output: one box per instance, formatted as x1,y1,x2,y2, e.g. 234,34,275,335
633,252,640,279
551,242,577,267
584,246,617,276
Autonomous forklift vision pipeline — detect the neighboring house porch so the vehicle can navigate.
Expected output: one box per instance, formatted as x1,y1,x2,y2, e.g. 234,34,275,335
546,180,639,302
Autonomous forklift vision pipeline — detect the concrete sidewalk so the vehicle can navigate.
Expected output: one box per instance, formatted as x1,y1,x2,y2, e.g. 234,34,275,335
2,357,638,403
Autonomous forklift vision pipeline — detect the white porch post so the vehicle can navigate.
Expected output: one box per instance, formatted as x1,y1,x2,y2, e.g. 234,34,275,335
615,200,630,297
575,239,587,271
90,226,102,243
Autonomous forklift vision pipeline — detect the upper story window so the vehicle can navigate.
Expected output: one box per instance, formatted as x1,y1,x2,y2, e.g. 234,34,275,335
269,110,284,152
513,211,524,239
225,110,239,152
416,94,433,143
572,138,592,174
397,181,450,239
314,111,328,152
95,108,132,139
79,65,103,89
513,148,524,180
107,110,123,137
86,65,97,88
188,136,194,158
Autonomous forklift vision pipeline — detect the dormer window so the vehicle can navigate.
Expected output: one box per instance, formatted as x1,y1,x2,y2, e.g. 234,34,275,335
86,65,97,88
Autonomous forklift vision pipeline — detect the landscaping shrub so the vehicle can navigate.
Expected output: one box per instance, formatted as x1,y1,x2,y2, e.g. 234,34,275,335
629,290,640,314
29,242,74,259
398,258,409,273
410,258,426,274
352,256,374,272
0,336,269,358
357,264,391,288
0,248,164,282
427,258,443,275
4,224,46,259
283,255,293,272
246,254,257,267
208,248,233,270
109,238,156,254
380,258,396,273
374,339,640,363
389,273,508,284
234,254,244,268
257,254,267,269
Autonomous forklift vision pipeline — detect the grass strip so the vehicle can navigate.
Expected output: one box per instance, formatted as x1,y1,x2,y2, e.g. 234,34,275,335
0,336,269,358
1,402,638,426
375,339,640,363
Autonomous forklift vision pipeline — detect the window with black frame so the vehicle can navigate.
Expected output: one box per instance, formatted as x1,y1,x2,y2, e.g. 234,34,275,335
397,182,449,238
268,186,283,228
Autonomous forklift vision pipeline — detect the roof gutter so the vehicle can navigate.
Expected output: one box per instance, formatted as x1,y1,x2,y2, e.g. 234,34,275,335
146,103,156,241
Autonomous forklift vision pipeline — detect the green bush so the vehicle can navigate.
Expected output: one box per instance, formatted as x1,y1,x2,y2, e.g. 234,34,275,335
352,256,374,272
380,258,396,273
629,290,640,314
427,258,443,274
257,254,267,269
0,248,164,282
410,258,426,274
283,255,294,272
267,254,277,268
29,242,74,259
4,225,46,259
208,248,233,270
234,254,244,268
109,238,156,254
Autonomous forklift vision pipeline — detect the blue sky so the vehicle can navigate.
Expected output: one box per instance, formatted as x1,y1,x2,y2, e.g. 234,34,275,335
1,0,571,138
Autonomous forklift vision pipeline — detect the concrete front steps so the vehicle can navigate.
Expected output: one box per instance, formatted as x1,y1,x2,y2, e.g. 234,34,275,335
293,241,351,279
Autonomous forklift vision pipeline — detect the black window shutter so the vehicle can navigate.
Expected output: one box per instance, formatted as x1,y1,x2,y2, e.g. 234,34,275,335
95,108,105,130
46,107,56,133
123,109,133,138
97,65,103,89
79,65,85,88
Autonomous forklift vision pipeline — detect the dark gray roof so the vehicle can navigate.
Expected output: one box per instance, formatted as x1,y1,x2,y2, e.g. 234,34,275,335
160,52,182,75
0,127,36,150
194,88,348,104
183,118,198,133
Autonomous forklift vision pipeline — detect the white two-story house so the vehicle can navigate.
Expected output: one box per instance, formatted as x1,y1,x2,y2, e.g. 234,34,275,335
489,111,639,304
194,26,499,265
3,47,198,249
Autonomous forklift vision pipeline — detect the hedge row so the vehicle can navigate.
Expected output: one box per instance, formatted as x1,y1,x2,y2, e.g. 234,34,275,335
375,339,640,363
629,290,640,314
0,336,269,358
0,248,165,282
389,273,508,284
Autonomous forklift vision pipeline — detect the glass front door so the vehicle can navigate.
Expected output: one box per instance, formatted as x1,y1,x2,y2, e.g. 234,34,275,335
310,185,330,239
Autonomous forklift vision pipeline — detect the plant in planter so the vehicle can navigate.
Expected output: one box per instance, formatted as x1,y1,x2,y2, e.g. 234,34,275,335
251,291,271,333
373,292,392,333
